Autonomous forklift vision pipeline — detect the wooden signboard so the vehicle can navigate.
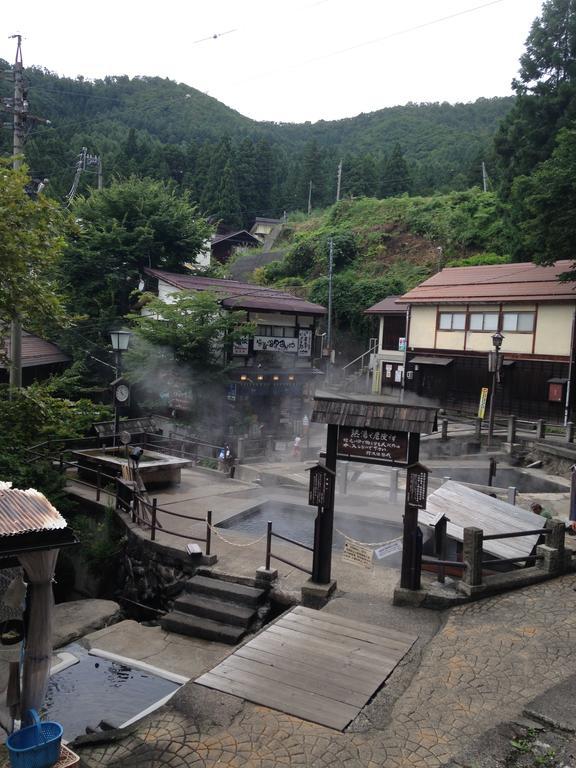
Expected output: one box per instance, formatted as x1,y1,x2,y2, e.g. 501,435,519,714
342,541,373,569
406,462,429,510
336,425,410,466
308,465,335,509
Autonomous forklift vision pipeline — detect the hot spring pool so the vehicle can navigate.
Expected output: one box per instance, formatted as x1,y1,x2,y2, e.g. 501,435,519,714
217,501,404,567
43,644,186,740
429,466,567,493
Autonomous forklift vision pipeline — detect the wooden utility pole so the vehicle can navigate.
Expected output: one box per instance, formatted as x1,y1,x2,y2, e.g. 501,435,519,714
326,238,334,355
482,161,489,193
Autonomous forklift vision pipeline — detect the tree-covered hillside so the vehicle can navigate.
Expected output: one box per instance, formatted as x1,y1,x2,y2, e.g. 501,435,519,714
0,61,514,221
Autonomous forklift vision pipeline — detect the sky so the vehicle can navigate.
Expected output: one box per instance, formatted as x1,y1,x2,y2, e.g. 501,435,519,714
2,0,545,124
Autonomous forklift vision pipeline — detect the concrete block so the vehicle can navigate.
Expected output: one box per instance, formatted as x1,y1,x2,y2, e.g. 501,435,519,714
255,566,278,586
393,585,428,607
301,578,337,609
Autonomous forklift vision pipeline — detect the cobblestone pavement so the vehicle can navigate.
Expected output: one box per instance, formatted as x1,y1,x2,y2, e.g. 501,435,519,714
74,574,576,768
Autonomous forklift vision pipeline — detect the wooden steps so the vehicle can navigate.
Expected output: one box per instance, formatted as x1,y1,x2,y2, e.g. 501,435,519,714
161,574,266,644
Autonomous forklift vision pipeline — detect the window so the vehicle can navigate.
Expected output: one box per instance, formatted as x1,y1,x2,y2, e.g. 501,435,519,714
439,312,466,330
256,326,296,338
502,312,535,332
469,312,499,331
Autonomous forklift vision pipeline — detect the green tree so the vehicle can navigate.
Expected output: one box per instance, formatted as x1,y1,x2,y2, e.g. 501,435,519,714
381,143,412,197
0,161,67,344
509,125,576,268
216,159,243,229
59,176,212,343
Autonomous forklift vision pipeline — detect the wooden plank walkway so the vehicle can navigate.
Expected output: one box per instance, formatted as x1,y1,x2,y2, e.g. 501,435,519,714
195,605,417,730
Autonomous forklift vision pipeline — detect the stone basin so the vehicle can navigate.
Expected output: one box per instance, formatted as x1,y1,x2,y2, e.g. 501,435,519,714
70,447,193,487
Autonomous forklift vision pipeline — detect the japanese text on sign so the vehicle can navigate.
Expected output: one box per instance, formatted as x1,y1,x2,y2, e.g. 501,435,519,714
337,426,409,464
406,463,429,509
342,541,373,569
308,466,335,508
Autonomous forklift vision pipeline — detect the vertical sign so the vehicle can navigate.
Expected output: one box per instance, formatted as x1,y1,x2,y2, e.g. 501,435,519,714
478,387,489,419
308,465,335,509
406,463,429,509
298,329,312,357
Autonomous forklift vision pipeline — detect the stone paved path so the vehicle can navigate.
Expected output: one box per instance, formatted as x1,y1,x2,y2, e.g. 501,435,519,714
74,573,576,768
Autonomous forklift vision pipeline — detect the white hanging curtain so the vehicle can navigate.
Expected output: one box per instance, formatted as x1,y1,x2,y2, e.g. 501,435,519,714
17,550,59,720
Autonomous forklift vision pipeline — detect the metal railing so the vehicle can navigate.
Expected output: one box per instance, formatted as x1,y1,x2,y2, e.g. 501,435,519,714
342,341,379,375
264,520,313,575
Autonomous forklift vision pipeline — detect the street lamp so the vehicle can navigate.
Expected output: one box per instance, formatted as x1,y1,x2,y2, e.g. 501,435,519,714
110,329,131,443
487,331,504,445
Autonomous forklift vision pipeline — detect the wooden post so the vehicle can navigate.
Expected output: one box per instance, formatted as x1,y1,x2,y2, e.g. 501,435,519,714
507,486,517,505
312,511,322,583
567,422,574,443
206,510,212,556
96,469,101,501
151,498,157,541
435,516,447,583
265,521,272,571
507,415,516,444
463,527,483,587
401,503,420,590
316,423,338,584
488,458,497,487
475,417,482,440
537,419,546,440
441,418,448,442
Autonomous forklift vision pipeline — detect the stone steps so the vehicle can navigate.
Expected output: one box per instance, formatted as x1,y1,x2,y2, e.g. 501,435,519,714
182,575,265,606
161,611,246,644
173,592,258,627
161,574,266,644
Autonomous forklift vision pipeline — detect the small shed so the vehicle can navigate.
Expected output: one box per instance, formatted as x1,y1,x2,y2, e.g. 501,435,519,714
0,483,77,732
419,481,547,561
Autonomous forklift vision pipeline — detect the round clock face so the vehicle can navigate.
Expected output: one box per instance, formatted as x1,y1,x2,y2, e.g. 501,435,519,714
115,384,130,403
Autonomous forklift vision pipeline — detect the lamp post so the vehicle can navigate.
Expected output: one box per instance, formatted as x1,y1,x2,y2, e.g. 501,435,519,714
110,329,131,443
487,331,504,446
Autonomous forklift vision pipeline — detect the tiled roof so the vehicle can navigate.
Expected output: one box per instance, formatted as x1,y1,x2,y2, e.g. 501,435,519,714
0,484,67,536
2,332,70,369
365,296,409,314
211,230,260,245
145,268,326,315
401,261,576,304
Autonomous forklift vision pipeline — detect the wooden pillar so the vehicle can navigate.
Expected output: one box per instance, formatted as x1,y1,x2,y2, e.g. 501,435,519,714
463,527,483,586
316,424,338,584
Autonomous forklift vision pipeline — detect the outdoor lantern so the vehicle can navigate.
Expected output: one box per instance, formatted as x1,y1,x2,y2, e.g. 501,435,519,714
491,331,504,350
110,329,131,351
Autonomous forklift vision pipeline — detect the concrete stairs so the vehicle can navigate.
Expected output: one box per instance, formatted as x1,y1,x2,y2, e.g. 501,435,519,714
161,574,266,644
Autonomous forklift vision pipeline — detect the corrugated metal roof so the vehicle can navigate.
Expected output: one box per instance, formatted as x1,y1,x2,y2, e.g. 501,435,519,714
311,396,437,433
145,268,327,315
401,261,576,304
364,296,409,314
0,485,67,536
2,332,70,369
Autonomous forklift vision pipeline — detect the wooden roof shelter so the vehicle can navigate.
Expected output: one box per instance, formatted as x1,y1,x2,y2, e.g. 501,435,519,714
311,395,437,434
419,481,547,561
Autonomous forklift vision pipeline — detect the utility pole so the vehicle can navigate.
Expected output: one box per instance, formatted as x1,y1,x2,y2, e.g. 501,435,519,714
327,238,334,360
9,35,25,390
3,35,50,391
336,159,342,202
482,161,489,193
307,179,312,215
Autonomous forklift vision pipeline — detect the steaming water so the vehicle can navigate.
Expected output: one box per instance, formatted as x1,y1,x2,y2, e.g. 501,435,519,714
429,467,567,493
43,643,181,739
218,502,404,567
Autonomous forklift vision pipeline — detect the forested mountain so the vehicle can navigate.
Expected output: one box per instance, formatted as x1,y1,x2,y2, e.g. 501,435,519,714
0,61,514,224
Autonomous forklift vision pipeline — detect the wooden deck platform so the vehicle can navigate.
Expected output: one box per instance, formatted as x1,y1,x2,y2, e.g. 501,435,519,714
195,605,417,730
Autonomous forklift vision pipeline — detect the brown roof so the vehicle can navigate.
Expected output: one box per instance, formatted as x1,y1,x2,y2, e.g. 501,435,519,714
0,484,67,536
2,332,70,369
311,396,437,434
365,296,409,314
211,230,260,246
401,261,576,304
145,268,326,315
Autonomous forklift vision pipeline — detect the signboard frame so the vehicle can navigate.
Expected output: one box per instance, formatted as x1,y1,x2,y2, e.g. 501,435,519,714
321,425,419,467
406,462,429,510
308,465,335,509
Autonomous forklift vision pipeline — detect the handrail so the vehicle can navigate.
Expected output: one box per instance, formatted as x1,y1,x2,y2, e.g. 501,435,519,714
483,528,549,541
342,342,379,372
265,520,313,575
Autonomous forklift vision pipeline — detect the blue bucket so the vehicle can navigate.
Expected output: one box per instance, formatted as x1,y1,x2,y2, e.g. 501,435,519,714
6,709,63,768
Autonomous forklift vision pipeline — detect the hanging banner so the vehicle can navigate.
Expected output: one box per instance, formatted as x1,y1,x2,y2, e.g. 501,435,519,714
254,336,298,353
298,329,312,357
478,387,489,419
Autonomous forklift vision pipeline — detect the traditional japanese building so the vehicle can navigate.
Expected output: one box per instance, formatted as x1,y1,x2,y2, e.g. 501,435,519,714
142,268,326,433
366,261,576,420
